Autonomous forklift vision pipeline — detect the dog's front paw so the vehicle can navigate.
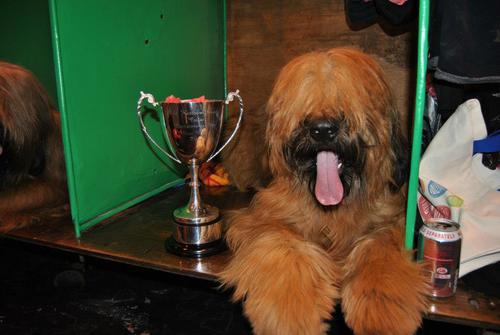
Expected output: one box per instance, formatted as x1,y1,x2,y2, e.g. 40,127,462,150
244,288,333,335
341,264,428,335
221,236,339,335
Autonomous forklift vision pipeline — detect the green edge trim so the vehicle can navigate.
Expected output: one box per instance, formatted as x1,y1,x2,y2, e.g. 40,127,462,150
48,0,81,237
223,0,228,116
405,0,430,250
223,0,227,96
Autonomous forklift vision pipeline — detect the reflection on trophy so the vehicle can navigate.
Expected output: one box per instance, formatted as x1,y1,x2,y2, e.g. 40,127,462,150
136,91,243,257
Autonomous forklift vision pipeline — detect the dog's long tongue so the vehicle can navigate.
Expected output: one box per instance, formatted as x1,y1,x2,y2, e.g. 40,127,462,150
315,151,343,206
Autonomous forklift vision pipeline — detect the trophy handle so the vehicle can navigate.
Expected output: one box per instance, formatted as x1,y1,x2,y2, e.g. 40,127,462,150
136,91,181,164
207,90,244,162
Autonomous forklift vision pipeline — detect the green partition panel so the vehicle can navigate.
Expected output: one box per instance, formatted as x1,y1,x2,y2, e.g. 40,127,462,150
48,1,226,236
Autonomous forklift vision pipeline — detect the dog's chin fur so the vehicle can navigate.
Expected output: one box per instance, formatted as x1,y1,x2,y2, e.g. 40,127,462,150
219,48,428,335
0,62,68,231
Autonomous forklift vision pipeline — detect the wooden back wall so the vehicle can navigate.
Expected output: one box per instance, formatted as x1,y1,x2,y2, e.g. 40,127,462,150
227,0,416,130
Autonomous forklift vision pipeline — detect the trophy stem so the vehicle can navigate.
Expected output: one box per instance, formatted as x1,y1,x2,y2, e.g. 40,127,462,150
172,160,220,225
187,159,204,216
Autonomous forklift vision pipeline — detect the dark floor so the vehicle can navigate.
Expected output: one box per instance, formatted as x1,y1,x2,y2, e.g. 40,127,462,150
0,238,481,335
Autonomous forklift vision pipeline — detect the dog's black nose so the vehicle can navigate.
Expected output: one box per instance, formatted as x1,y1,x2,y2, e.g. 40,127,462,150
309,120,336,142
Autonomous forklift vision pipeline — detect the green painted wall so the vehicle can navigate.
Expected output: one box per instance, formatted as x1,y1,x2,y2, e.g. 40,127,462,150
0,0,58,104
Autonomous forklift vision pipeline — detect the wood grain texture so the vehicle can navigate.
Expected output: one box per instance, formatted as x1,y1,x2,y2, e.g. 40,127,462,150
427,283,500,330
227,0,415,120
1,186,252,281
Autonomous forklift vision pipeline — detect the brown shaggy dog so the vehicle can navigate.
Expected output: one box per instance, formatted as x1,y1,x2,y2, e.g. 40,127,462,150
0,62,67,231
219,48,428,335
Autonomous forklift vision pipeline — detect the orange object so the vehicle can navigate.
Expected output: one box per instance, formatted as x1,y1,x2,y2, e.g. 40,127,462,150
164,95,181,103
164,95,207,103
197,162,231,187
190,96,207,102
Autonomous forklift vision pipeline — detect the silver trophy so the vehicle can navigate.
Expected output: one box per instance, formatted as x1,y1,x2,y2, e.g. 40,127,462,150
136,90,243,257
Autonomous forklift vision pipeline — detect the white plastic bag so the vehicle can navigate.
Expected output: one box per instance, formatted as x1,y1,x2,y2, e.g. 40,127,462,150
418,99,500,277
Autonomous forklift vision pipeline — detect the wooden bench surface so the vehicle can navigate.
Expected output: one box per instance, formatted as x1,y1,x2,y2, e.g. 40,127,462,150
2,186,499,330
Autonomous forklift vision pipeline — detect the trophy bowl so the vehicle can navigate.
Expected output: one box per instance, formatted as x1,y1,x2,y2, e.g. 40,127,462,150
137,91,243,257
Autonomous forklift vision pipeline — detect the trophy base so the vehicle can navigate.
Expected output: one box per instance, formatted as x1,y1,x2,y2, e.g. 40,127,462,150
166,215,226,258
165,235,226,258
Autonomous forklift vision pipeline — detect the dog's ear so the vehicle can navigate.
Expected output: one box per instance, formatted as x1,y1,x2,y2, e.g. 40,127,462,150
389,114,409,192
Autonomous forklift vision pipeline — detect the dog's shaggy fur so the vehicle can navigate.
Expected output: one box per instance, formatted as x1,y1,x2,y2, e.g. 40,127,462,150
219,48,428,335
0,62,67,231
